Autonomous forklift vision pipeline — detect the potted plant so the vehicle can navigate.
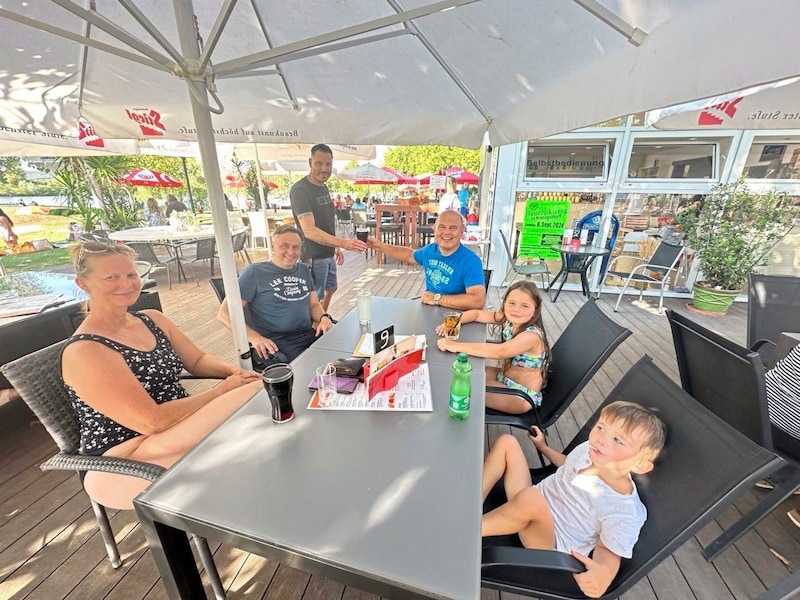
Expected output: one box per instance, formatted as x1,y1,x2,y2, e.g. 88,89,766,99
676,178,793,314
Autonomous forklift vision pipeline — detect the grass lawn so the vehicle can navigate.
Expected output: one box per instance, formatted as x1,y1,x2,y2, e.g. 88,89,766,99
1,206,76,274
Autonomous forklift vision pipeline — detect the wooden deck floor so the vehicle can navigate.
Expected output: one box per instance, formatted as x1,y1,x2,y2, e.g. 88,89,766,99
1,248,799,600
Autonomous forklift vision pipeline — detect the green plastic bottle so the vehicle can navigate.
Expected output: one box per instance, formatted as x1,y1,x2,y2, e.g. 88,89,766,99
449,353,472,421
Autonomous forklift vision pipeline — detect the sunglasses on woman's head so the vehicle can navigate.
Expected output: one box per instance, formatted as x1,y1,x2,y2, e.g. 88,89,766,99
77,241,133,267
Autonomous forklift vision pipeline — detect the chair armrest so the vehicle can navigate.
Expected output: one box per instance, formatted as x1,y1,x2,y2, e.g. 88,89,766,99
482,546,585,573
486,385,537,409
485,386,543,431
606,255,646,272
41,451,166,482
750,339,777,354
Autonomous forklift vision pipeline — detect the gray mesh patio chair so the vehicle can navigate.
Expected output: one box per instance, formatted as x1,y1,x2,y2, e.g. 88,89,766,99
603,240,684,314
499,230,550,288
128,242,186,290
231,229,252,265
748,273,800,367
1,341,226,599
187,237,215,281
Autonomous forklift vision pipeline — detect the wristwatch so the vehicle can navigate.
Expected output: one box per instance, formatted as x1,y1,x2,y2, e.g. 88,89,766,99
433,293,442,306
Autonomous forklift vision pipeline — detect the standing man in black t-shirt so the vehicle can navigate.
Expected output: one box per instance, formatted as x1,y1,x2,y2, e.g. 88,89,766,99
290,144,368,311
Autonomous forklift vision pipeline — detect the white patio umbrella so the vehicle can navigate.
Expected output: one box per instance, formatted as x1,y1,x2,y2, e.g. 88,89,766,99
2,0,799,368
337,163,398,184
645,77,800,130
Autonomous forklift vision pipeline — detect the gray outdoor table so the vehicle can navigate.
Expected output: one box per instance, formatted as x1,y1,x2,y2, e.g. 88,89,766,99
134,304,486,599
313,295,488,366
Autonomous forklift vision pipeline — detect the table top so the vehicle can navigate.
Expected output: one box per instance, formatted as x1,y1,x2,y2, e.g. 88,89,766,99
136,331,485,598
313,296,487,367
108,225,247,242
0,271,86,324
551,243,610,257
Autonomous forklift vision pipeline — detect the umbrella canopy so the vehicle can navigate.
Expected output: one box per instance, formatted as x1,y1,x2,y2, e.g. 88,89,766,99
338,163,398,185
645,77,800,130
441,167,479,185
380,167,418,185
121,168,183,188
224,173,279,189
1,1,799,148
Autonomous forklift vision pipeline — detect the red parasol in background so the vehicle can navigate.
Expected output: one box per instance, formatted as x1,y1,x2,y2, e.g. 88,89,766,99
224,172,278,189
121,168,183,187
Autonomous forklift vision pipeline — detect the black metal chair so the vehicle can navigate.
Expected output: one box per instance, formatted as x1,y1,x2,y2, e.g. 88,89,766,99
0,341,226,599
481,356,782,600
499,230,550,288
603,240,684,314
485,299,631,464
666,308,800,561
748,273,800,367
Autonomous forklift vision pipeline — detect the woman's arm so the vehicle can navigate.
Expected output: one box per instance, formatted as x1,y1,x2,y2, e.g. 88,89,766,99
149,310,240,378
62,341,258,436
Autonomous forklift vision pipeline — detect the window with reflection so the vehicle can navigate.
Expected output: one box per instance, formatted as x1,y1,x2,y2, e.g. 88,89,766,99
744,137,800,180
627,141,717,179
525,143,612,180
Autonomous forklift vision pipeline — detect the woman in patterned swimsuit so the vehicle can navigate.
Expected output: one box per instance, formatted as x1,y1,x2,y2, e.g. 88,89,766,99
61,242,262,510
436,280,550,414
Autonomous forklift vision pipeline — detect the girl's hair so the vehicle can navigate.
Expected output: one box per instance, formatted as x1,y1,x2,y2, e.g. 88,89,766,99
445,176,457,193
146,197,162,213
493,280,551,384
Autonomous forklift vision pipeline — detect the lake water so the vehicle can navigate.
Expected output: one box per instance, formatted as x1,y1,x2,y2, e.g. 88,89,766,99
0,195,65,206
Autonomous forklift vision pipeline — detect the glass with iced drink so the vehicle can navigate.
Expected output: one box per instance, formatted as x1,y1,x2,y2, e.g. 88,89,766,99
444,311,462,340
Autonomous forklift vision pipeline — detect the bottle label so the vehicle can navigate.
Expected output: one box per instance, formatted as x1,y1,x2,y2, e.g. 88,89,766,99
449,394,470,412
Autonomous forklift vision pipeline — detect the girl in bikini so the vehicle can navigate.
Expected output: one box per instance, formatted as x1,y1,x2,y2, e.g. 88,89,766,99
436,280,550,414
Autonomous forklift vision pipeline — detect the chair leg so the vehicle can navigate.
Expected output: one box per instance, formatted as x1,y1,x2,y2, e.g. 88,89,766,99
192,535,226,599
703,464,800,561
242,248,252,264
90,499,122,568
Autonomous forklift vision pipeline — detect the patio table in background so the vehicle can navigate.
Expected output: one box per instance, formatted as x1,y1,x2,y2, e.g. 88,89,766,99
134,297,485,599
0,271,86,389
548,244,610,303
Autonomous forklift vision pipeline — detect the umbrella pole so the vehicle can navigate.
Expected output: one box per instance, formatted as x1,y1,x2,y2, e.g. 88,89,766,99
174,0,251,371
253,143,272,260
181,157,195,212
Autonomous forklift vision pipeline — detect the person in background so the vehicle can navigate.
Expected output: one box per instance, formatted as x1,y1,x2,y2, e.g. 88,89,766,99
216,225,334,362
368,210,484,310
0,207,18,246
62,241,261,510
351,197,367,210
458,183,470,217
164,193,188,218
438,176,460,214
143,197,167,226
290,143,368,311
467,207,479,225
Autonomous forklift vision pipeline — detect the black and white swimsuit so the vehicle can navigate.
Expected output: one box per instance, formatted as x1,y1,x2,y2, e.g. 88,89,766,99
63,312,188,456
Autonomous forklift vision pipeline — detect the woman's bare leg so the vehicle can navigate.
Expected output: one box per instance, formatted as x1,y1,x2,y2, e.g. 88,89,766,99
84,381,261,510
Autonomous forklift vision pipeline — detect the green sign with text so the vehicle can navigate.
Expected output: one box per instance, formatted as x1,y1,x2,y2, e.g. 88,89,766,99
518,200,570,260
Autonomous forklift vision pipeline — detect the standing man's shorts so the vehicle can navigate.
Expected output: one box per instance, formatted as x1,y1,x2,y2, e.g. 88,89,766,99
309,256,338,299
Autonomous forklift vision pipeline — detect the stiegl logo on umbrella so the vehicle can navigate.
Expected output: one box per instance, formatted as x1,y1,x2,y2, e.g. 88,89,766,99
121,168,183,188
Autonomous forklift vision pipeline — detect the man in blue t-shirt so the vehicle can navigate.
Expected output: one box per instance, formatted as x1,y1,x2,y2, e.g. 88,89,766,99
216,225,335,362
368,210,485,310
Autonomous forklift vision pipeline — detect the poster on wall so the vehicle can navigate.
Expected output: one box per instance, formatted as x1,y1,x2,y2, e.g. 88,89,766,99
518,200,571,260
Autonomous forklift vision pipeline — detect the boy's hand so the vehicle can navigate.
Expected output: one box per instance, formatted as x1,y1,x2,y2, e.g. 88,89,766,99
527,425,547,449
571,550,615,598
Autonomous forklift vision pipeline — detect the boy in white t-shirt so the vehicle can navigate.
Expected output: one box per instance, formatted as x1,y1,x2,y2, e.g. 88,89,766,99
482,401,666,598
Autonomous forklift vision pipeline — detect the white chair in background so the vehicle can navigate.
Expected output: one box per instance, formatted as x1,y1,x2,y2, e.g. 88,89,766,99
247,211,270,254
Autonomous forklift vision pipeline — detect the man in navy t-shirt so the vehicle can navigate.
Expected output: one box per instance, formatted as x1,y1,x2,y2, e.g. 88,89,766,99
369,210,485,310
